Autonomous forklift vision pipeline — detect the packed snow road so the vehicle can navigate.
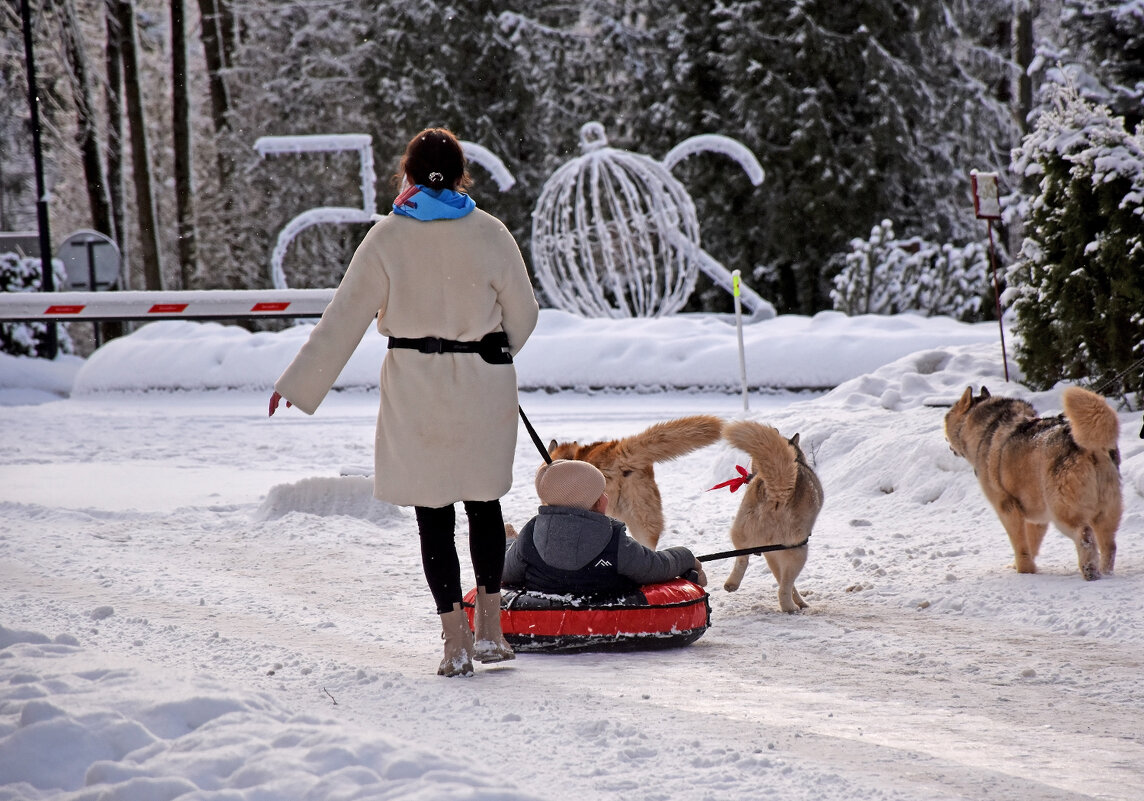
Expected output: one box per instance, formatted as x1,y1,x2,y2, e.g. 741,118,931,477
2,386,1142,801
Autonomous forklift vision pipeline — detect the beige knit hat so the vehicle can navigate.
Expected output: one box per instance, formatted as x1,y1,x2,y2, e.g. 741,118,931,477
535,459,606,509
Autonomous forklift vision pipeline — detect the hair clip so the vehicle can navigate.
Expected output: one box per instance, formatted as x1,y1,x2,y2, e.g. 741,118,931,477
428,171,443,183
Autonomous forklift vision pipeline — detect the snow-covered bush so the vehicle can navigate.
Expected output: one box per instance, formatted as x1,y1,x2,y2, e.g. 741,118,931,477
0,252,73,357
829,220,993,321
1007,83,1144,400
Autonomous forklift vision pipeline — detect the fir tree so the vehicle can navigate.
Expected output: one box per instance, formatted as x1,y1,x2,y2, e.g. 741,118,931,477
1008,83,1144,400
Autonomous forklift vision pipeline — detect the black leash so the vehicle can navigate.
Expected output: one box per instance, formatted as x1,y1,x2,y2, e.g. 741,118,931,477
696,537,810,563
518,405,553,465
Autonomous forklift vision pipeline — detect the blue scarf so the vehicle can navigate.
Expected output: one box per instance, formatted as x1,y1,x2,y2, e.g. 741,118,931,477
392,185,476,221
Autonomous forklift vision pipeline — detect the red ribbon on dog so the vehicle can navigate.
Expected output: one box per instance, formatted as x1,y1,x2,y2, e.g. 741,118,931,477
708,465,754,493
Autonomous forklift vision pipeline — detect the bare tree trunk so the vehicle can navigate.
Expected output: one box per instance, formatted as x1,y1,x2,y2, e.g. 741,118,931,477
1011,0,1038,257
52,0,113,237
117,0,164,290
104,0,126,268
171,0,197,289
196,0,234,186
1015,1,1036,137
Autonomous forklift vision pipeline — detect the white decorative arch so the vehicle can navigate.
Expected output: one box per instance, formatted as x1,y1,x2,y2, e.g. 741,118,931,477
460,140,516,191
256,135,516,289
255,134,379,290
662,134,765,186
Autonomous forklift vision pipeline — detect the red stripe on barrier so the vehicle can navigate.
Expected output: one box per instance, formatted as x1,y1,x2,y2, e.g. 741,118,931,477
148,303,189,314
251,302,290,312
45,305,85,314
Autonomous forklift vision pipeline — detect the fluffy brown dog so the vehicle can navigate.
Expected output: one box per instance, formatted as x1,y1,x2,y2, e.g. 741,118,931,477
943,385,1121,580
547,415,723,549
721,421,824,612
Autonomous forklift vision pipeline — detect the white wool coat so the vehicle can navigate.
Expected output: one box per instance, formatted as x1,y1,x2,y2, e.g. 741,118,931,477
274,209,539,507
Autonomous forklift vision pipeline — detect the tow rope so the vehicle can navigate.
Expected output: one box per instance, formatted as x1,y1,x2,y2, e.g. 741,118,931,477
696,537,810,563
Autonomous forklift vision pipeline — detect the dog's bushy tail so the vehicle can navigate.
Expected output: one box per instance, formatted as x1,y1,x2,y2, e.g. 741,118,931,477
619,415,723,465
723,420,798,506
1062,386,1119,452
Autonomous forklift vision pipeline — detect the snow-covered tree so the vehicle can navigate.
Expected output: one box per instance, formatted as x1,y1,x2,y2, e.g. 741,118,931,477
1008,82,1144,400
0,253,73,357
0,0,65,234
1063,0,1144,130
10,0,1134,325
830,219,993,321
214,0,540,291
711,0,1016,314
496,2,671,236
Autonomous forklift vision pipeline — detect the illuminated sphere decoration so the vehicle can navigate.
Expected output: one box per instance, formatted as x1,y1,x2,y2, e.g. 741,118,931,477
531,122,704,318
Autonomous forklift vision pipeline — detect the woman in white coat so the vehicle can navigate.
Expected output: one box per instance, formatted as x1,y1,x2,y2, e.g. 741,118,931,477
270,128,539,677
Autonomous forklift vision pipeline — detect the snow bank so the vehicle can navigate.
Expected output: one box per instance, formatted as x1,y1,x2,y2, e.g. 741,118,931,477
0,352,84,405
0,627,539,800
64,310,1004,394
255,476,408,524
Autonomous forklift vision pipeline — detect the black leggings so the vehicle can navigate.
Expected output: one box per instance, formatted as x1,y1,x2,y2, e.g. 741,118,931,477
415,499,506,614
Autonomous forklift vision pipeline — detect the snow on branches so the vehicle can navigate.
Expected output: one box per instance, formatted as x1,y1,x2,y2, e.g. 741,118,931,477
829,220,991,322
1007,82,1144,398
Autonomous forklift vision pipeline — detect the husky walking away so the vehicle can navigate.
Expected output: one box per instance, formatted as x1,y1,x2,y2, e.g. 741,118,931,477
943,385,1122,580
721,421,824,613
547,415,723,549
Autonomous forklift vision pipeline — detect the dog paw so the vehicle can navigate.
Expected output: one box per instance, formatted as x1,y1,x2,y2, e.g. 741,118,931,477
723,581,740,593
1082,564,1101,581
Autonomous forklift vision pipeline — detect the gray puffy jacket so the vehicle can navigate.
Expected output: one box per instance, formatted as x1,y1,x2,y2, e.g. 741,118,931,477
502,505,696,592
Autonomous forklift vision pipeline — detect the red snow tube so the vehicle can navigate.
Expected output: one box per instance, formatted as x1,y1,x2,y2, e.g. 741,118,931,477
463,579,710,653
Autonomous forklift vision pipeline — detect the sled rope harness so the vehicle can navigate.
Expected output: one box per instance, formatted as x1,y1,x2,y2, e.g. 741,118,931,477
387,331,553,465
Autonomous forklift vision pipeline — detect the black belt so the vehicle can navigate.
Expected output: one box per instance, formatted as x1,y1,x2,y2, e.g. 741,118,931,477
387,331,512,364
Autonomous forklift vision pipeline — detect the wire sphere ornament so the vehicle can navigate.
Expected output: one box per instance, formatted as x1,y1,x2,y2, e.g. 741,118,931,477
531,122,703,318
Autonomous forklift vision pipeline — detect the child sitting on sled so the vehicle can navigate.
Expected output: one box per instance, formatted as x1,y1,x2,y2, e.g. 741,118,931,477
502,459,706,595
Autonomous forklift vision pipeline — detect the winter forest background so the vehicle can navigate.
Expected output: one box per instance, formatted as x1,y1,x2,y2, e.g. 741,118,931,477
2,0,1143,400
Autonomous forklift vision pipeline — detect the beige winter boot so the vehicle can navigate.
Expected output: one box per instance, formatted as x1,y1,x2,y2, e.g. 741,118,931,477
437,604,474,677
472,588,515,664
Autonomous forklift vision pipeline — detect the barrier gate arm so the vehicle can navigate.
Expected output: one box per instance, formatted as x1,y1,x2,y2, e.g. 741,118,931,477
0,289,336,322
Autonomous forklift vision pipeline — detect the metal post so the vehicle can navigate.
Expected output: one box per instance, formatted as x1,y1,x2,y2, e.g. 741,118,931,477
20,0,57,359
74,236,111,348
732,270,749,411
985,219,1010,382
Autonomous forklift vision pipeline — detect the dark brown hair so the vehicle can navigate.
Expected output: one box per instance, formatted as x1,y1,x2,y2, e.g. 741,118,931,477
395,127,471,191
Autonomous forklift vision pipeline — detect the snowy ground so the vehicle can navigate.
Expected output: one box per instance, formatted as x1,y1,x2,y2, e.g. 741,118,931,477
1,312,1142,801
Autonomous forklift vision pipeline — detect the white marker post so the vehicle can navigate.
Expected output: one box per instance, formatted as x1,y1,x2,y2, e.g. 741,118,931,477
970,170,1009,382
732,269,749,410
